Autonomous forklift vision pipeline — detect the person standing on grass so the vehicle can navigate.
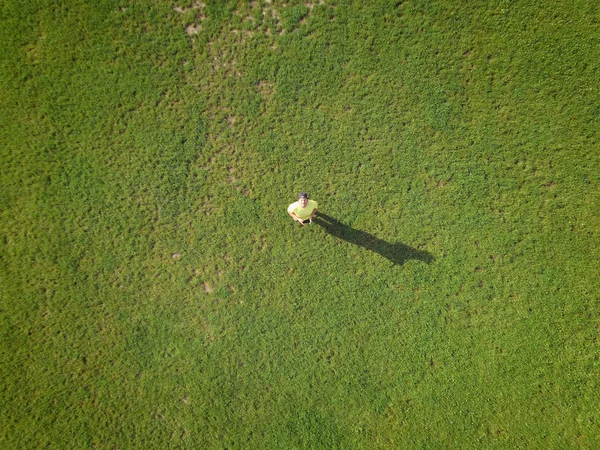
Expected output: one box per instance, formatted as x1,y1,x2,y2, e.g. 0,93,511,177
287,192,318,225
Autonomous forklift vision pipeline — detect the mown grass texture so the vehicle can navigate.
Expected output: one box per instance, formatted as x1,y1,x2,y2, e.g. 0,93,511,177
1,0,599,448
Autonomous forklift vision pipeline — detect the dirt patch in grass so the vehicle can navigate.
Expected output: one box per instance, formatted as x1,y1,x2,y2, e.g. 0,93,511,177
185,24,201,35
173,1,205,14
256,80,274,97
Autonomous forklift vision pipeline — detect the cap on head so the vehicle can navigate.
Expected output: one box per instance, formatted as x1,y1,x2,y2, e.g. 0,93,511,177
298,192,308,200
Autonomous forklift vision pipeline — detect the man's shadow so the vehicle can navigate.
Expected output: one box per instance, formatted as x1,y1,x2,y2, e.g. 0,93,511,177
314,213,434,266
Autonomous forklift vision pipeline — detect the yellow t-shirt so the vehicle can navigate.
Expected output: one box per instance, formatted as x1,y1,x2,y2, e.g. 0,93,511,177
287,199,318,220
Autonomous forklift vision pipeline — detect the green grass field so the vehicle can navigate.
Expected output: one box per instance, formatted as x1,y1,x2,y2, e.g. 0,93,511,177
1,0,599,448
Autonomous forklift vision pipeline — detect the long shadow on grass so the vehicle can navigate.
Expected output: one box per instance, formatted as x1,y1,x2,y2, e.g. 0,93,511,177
314,213,434,266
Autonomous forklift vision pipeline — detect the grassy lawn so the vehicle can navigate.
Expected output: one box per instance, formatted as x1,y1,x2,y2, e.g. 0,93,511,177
1,0,599,448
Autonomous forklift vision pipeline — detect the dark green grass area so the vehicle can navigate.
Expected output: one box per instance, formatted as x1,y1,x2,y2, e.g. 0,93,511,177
1,0,599,448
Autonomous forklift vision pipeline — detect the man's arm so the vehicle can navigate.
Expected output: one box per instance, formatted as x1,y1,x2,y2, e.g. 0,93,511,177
289,211,303,223
308,208,317,223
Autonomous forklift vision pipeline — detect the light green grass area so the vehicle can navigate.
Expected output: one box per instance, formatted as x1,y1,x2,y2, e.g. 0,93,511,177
1,0,599,448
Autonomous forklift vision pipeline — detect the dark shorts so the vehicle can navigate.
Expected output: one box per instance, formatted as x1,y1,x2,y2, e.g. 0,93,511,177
300,219,311,224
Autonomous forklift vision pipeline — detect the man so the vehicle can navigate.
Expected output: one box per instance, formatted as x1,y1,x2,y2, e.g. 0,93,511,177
287,192,318,225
